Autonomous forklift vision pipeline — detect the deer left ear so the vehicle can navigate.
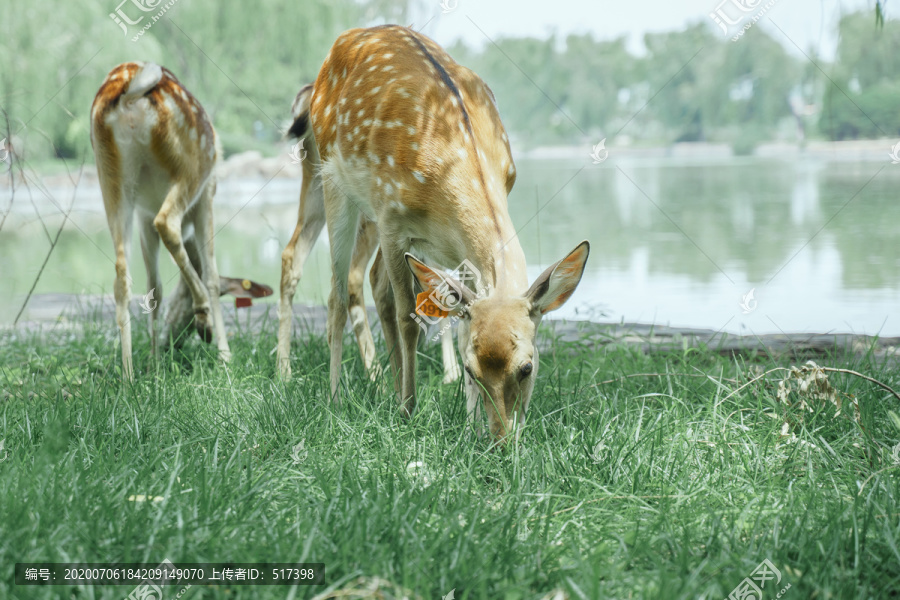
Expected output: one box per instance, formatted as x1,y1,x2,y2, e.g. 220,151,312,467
405,253,476,316
526,241,590,315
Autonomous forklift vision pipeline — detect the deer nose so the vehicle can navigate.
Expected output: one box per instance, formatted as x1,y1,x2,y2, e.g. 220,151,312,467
489,421,521,448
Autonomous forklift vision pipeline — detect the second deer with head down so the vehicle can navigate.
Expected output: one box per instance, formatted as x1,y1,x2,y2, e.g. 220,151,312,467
91,62,271,379
287,26,589,444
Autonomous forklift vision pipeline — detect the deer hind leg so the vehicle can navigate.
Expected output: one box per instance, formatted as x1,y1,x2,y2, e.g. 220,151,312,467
111,210,135,382
162,230,202,351
153,182,218,354
438,319,461,384
277,163,325,379
189,179,230,362
98,166,135,381
323,185,360,404
138,215,162,359
371,248,402,396
348,218,381,381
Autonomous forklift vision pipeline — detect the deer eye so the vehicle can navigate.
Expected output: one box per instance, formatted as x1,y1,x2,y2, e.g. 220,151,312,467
519,362,533,378
465,365,475,379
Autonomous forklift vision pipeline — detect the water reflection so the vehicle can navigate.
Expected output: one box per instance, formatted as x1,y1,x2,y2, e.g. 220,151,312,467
1,157,897,334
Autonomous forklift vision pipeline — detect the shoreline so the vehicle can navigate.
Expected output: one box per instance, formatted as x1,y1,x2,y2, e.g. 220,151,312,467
7,293,898,364
2,138,896,194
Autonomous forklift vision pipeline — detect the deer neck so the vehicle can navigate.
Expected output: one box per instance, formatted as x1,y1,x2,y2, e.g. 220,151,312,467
461,199,528,298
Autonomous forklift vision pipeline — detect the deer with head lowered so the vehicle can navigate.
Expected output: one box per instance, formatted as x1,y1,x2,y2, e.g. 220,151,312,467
91,62,269,380
286,26,589,445
277,94,462,388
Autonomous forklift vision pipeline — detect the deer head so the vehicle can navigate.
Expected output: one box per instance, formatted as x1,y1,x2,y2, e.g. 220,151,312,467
407,241,590,445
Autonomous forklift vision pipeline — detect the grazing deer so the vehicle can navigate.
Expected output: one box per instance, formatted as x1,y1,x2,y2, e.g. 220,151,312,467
90,62,233,380
287,26,589,444
278,90,462,385
165,276,273,351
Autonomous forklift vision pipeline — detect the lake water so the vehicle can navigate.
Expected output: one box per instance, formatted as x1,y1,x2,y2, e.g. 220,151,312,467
3,156,898,335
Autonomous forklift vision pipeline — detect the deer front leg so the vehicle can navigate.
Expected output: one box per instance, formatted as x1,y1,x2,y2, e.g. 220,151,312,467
277,169,325,379
371,248,402,396
191,181,230,363
348,219,380,381
138,216,162,359
154,184,215,351
382,241,419,418
439,320,461,384
324,194,359,403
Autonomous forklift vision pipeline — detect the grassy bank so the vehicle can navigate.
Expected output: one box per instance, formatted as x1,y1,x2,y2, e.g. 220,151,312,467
1,316,899,599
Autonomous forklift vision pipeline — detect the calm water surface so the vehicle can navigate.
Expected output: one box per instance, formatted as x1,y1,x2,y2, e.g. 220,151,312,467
3,156,898,335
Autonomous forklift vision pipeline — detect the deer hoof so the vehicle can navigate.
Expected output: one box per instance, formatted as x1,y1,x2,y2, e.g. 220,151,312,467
194,309,213,343
278,359,292,380
398,399,416,419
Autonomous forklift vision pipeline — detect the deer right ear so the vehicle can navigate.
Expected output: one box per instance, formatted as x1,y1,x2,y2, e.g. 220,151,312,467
405,254,476,316
526,241,590,315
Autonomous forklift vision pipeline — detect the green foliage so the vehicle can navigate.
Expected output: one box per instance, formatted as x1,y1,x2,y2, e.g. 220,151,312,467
0,0,369,161
1,317,899,598
819,11,900,139
1,3,897,161
455,23,799,145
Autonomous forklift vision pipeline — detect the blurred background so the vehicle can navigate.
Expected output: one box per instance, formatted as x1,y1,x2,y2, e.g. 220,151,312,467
1,0,898,335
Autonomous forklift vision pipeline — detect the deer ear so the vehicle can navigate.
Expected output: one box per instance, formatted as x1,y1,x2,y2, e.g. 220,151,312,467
526,241,590,315
405,254,476,317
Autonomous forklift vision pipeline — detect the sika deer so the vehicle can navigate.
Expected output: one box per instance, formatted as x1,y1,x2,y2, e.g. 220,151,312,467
90,62,231,380
287,26,589,444
278,87,462,385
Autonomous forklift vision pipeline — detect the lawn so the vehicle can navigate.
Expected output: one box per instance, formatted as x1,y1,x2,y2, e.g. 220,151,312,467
1,312,899,599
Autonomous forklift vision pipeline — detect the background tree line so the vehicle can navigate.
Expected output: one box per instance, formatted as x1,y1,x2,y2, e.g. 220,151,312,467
1,0,898,164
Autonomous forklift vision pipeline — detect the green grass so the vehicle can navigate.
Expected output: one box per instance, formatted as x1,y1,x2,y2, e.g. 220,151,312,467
1,314,899,599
